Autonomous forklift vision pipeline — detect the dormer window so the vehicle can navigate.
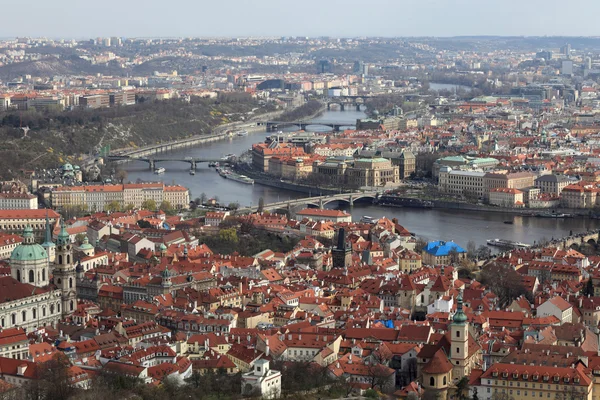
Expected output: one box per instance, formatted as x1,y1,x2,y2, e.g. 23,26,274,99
543,375,549,381
574,378,580,383
492,371,498,377
523,374,528,380
532,374,538,381
553,376,560,382
564,377,570,383
502,372,508,378
513,373,519,379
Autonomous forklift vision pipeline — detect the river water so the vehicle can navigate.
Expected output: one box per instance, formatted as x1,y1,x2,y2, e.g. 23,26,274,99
122,109,600,248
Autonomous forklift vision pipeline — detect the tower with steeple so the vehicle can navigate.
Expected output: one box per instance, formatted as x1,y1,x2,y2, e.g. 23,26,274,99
54,220,77,317
450,290,469,379
41,213,56,263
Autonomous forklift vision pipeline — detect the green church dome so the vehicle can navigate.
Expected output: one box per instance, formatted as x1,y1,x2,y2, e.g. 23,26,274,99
79,236,93,250
11,226,48,262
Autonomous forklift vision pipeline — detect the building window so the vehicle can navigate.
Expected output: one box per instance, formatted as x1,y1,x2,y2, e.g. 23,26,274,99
443,376,447,385
456,331,460,338
29,270,34,283
430,377,435,386
21,311,26,321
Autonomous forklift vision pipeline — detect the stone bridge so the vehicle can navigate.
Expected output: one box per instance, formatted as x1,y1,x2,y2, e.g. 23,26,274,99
535,230,600,249
106,155,223,170
239,191,379,214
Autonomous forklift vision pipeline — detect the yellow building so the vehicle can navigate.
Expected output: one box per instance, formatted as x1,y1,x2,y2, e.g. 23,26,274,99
479,363,592,400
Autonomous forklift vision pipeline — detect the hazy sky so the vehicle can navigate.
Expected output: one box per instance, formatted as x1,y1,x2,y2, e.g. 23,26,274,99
2,0,598,38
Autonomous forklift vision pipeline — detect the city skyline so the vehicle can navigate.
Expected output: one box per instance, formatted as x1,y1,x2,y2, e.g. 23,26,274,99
2,0,599,38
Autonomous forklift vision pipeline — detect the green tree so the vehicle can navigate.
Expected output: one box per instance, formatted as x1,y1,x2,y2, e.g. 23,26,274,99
106,201,121,213
125,203,135,211
219,228,238,243
456,376,470,400
141,199,157,210
583,279,595,297
228,202,240,210
74,233,86,244
159,200,172,211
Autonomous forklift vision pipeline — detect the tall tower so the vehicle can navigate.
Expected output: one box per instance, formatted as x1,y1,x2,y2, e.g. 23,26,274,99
41,213,56,263
450,291,469,379
54,221,77,317
332,228,352,269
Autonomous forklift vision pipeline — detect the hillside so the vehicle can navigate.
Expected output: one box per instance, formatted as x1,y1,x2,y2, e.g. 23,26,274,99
0,55,123,80
0,95,274,179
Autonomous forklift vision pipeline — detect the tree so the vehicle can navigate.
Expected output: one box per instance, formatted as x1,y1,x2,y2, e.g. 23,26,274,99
367,363,394,393
449,248,460,264
199,192,207,205
141,199,157,210
137,219,152,229
467,240,477,259
472,387,479,400
228,202,240,210
480,262,527,308
414,238,428,253
115,169,128,183
106,201,121,213
125,203,135,211
219,228,238,243
455,376,470,400
476,245,492,259
159,200,172,211
75,233,86,244
257,196,265,213
583,279,595,297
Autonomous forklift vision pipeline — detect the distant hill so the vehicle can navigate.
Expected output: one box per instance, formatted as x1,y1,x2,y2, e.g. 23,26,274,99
0,96,271,179
0,55,123,80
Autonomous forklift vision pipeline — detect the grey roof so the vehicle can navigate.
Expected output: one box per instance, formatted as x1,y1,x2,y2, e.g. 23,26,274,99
535,174,573,183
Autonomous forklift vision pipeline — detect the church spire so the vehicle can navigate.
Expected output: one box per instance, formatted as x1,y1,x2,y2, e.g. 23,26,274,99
453,290,468,325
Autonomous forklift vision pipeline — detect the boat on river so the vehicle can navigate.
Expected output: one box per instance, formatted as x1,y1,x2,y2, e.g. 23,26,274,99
535,212,573,218
486,238,531,248
154,167,165,174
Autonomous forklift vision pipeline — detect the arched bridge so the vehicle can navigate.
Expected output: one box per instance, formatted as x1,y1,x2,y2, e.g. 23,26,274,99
262,120,355,133
105,155,224,170
239,191,379,214
533,230,600,249
326,95,372,111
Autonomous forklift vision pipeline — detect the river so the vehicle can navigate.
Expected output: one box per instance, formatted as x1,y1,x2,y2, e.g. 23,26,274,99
122,109,600,248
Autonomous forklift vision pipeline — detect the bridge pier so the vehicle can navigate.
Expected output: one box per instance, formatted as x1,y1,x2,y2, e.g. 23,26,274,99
189,161,197,170
319,198,324,210
148,160,155,170
349,195,354,207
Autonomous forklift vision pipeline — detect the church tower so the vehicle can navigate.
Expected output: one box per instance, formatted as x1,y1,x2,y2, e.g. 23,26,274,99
450,290,469,379
41,213,56,263
54,221,77,317
332,228,352,269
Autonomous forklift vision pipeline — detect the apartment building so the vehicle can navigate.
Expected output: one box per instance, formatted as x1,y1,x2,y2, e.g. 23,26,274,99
438,168,535,199
476,363,592,400
438,167,486,198
561,185,598,209
52,183,189,211
79,94,110,108
488,188,524,207
0,193,38,210
0,210,60,240
535,174,575,196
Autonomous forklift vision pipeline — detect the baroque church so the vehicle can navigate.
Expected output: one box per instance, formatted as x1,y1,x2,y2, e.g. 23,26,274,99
0,220,77,332
417,291,482,399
